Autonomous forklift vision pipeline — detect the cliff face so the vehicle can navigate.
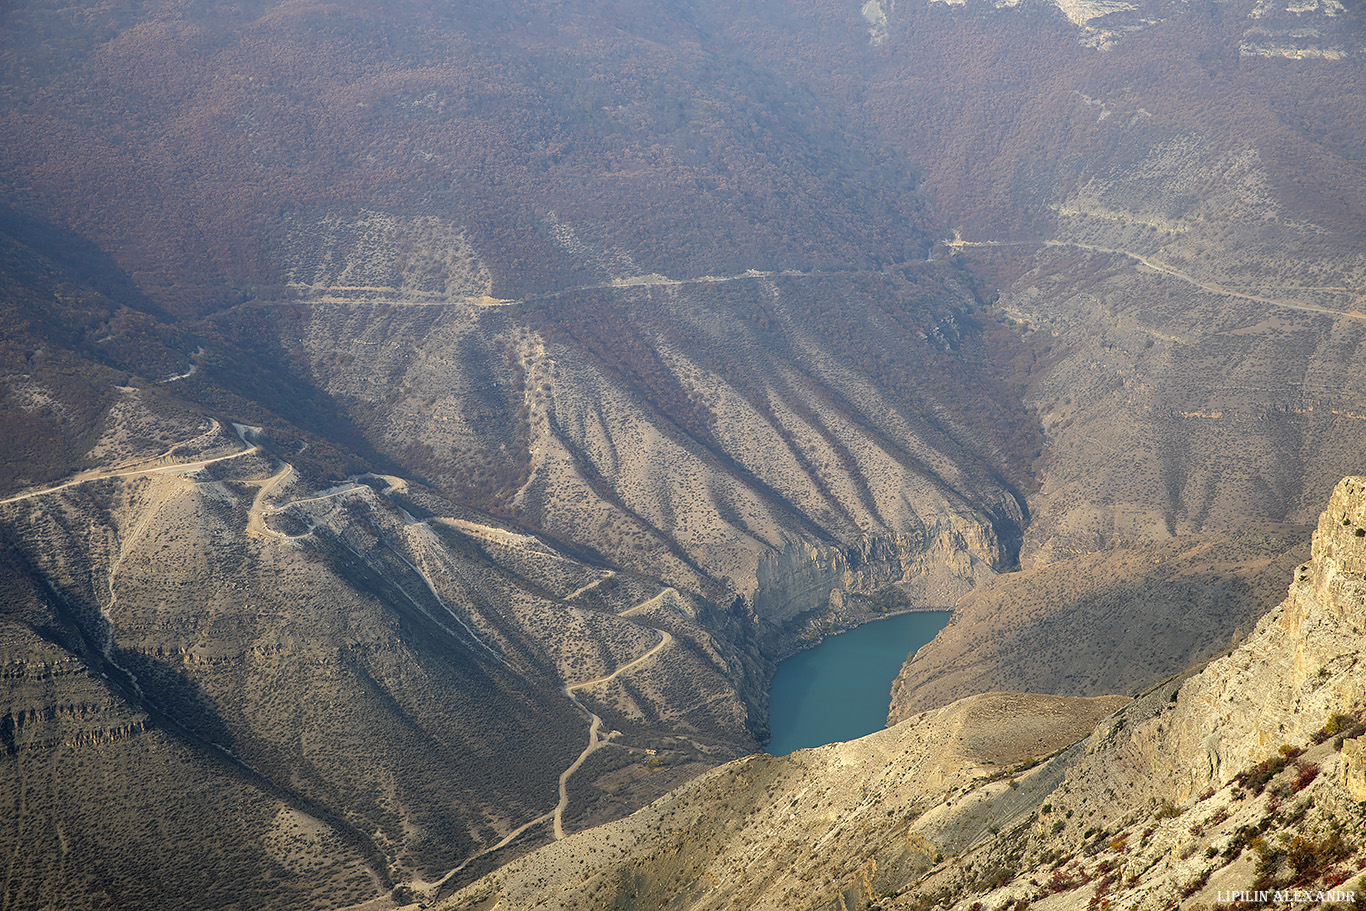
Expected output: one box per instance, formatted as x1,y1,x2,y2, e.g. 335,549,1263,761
1150,476,1366,797
752,516,1006,653
903,475,1366,910
445,477,1366,911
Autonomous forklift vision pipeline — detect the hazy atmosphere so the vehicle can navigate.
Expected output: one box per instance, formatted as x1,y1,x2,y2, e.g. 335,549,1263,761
2,0,1365,908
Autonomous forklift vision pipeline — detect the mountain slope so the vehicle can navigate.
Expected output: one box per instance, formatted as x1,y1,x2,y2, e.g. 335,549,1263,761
0,7,1039,903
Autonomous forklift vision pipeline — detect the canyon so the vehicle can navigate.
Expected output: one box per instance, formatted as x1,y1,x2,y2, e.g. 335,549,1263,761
446,476,1366,910
0,0,1363,907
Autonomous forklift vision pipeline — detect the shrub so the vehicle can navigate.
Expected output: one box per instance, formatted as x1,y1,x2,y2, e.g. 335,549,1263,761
1223,824,1263,859
1286,831,1351,886
1043,866,1086,895
1181,867,1212,897
1314,713,1353,744
1156,801,1182,820
1253,837,1283,890
1234,755,1290,796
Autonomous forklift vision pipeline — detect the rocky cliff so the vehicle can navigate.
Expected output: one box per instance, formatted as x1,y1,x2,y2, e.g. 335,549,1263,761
752,519,1004,656
889,529,1310,721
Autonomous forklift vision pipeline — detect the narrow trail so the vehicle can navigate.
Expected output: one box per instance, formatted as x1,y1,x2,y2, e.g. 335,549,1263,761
294,266,820,309
552,713,609,841
0,419,259,700
0,418,266,702
158,346,204,384
551,625,671,839
243,464,513,664
245,464,295,537
948,237,1366,323
566,630,672,693
0,421,394,895
249,480,371,528
425,808,558,889
619,586,677,617
563,571,617,602
5,416,679,892
286,238,1366,337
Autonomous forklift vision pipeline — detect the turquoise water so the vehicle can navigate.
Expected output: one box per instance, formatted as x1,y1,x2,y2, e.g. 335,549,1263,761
765,610,952,756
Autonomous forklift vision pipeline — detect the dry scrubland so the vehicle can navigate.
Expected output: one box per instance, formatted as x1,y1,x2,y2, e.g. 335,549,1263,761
444,691,1129,911
0,188,1041,910
281,212,1035,661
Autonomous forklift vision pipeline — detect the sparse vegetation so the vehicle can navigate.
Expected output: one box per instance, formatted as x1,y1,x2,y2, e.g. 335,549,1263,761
1156,801,1183,820
1234,747,1303,797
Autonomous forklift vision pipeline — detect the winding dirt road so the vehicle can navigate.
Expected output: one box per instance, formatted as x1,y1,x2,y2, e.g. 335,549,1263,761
565,629,672,694
552,626,673,839
4,421,679,894
947,236,1366,323
0,420,261,507
245,464,295,537
419,611,674,894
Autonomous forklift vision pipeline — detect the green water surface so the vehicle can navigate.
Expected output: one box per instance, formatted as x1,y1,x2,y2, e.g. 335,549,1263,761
765,610,951,756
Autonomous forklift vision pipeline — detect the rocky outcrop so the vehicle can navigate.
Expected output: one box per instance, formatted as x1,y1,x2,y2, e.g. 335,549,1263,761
892,475,1366,909
751,518,1003,650
889,530,1308,722
1340,736,1366,802
1150,475,1366,798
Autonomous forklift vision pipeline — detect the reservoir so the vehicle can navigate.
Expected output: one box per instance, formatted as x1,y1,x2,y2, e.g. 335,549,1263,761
765,610,951,755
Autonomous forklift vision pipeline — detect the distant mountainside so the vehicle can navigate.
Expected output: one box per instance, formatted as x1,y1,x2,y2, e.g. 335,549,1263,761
1,0,1364,907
